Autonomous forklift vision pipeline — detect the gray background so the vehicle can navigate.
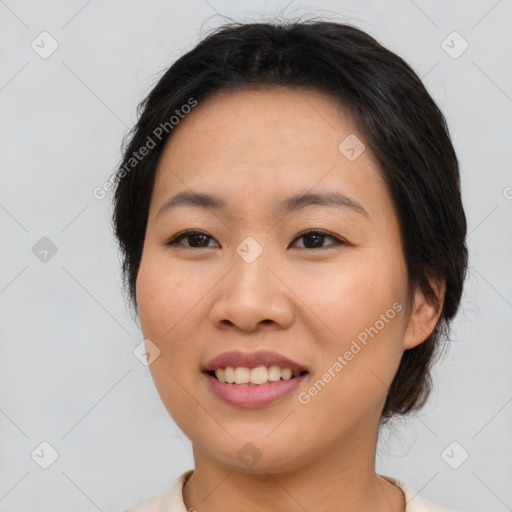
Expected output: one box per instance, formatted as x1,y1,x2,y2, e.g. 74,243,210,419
1,0,511,511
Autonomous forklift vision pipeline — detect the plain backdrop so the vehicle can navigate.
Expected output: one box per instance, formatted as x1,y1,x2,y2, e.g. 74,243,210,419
1,1,511,511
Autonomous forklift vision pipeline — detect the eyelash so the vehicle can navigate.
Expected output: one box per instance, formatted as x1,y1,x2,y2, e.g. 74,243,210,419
165,229,345,250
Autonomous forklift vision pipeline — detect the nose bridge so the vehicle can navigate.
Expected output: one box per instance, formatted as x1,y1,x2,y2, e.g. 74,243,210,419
235,234,267,266
210,234,294,330
230,234,275,299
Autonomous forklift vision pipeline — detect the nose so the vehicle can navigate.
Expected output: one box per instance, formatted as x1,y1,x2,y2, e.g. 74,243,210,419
208,247,295,332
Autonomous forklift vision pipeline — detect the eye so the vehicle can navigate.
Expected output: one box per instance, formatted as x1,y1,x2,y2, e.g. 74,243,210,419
165,229,344,250
291,229,344,250
165,230,219,248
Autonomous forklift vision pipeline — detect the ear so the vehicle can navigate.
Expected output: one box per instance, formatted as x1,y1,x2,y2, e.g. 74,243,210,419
403,276,446,350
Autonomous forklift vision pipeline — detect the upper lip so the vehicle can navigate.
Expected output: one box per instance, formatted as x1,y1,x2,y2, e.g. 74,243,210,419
203,350,308,373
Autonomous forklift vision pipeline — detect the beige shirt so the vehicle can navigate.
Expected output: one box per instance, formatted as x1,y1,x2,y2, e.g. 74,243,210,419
124,470,455,512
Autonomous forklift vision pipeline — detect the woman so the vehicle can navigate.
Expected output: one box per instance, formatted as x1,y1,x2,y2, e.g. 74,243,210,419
114,19,467,512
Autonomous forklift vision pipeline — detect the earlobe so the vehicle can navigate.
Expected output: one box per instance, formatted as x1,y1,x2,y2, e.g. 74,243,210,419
403,277,446,350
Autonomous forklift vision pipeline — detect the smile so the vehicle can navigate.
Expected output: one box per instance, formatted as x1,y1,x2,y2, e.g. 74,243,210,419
203,370,308,408
209,365,307,385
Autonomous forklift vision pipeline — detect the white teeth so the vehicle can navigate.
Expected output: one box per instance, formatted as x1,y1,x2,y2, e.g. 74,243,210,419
281,368,293,380
213,365,304,385
250,366,268,385
234,367,250,384
267,365,282,381
224,367,235,383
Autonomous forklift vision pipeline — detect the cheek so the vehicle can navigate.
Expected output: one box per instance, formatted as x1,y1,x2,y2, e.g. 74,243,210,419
135,259,202,403
309,257,404,339
136,256,196,340
136,258,205,428
303,255,406,400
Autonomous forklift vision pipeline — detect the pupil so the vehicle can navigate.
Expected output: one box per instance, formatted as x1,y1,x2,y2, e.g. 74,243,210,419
192,234,207,246
305,233,323,248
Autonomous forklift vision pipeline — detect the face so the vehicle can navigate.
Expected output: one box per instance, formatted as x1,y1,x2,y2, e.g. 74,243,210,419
136,87,435,474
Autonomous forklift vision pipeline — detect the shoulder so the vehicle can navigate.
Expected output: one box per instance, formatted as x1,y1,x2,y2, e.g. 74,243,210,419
123,469,194,512
124,492,164,512
380,475,455,512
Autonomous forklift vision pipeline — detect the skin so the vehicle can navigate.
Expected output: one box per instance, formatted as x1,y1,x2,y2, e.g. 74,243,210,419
135,87,445,512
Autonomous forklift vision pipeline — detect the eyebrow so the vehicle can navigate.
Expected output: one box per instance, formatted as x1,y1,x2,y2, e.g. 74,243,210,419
156,190,369,218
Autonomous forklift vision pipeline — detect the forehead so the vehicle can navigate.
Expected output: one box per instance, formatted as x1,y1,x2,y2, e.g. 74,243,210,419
164,86,358,153
150,87,390,221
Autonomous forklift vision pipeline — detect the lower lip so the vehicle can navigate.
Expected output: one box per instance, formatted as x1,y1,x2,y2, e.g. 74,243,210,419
203,372,308,408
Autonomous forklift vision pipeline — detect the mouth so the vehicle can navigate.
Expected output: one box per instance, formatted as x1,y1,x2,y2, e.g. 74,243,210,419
201,350,309,407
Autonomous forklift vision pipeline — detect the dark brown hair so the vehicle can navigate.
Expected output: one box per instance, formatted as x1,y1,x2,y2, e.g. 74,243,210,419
111,19,468,423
